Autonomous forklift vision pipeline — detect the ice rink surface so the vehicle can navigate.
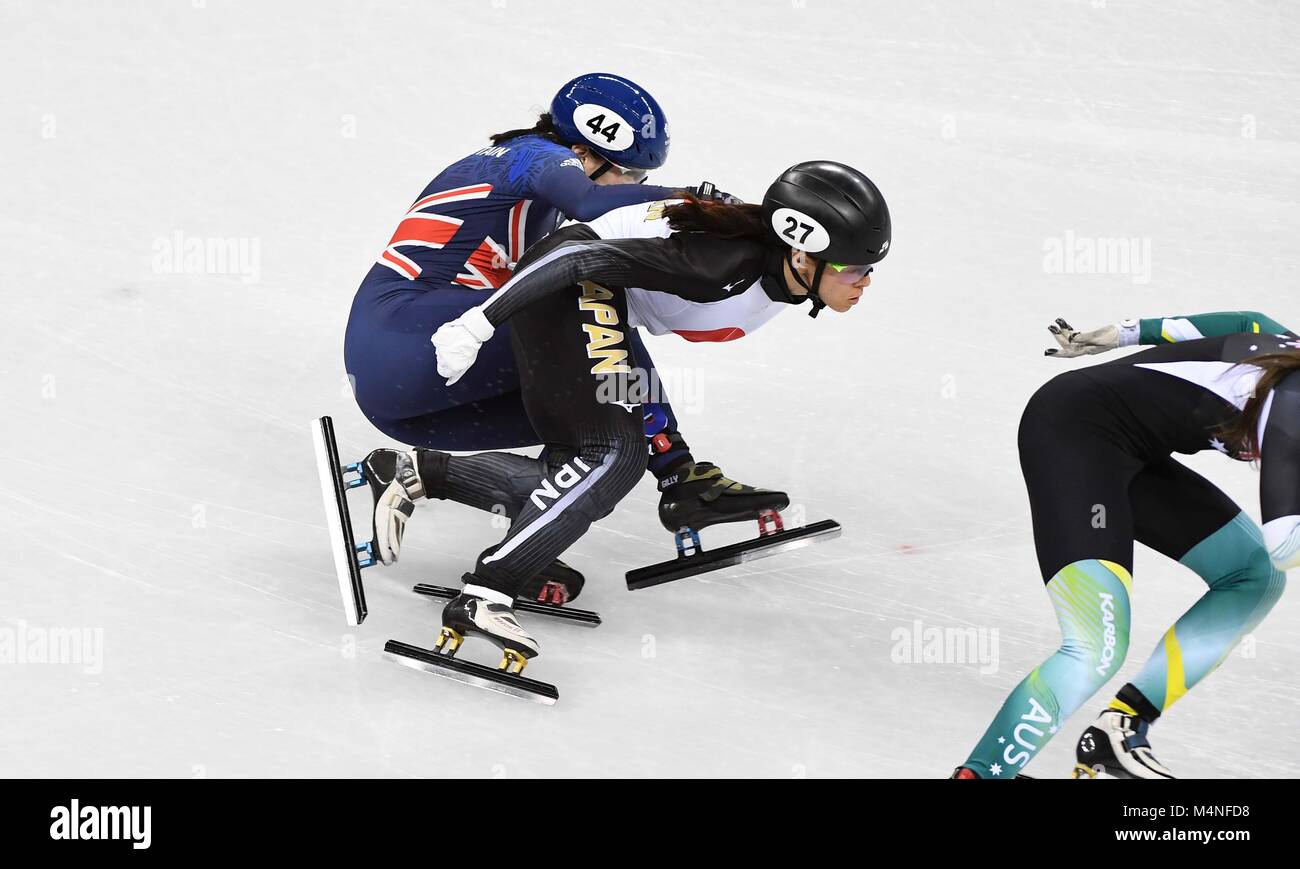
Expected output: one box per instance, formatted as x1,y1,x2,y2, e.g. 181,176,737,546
2,0,1298,778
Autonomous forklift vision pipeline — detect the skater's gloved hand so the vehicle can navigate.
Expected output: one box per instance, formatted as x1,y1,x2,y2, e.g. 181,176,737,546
1044,317,1138,358
431,307,495,386
685,181,743,205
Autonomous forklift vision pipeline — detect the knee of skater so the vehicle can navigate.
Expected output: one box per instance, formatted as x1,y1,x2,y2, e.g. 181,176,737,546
1196,519,1289,608
575,431,647,517
1048,559,1133,691
580,415,648,474
1238,549,1287,609
1060,631,1129,691
597,430,648,486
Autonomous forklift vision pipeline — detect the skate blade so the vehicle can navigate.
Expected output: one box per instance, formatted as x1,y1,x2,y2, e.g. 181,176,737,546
411,584,602,627
383,640,558,705
312,416,368,626
626,519,843,590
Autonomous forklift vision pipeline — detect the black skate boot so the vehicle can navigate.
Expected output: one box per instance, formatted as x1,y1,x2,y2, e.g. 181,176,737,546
627,460,840,590
519,559,586,605
384,580,557,704
361,447,426,566
1073,709,1175,779
657,460,789,533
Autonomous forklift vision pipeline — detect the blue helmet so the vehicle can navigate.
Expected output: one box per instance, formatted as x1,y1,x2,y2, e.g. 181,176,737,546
549,73,670,171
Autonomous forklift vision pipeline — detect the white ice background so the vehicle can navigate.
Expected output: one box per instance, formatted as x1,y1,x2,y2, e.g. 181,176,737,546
1,0,1298,777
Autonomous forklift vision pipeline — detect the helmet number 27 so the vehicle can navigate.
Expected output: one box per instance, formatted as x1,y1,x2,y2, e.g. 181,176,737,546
781,216,815,245
769,206,830,253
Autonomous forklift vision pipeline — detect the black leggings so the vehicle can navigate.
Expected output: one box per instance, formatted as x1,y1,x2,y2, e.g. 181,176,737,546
440,281,647,598
1018,371,1242,581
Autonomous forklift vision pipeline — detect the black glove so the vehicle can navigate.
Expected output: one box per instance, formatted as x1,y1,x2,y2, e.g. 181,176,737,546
685,181,744,205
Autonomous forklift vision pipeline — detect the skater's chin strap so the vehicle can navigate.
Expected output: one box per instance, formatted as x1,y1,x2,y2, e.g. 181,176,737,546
786,250,829,319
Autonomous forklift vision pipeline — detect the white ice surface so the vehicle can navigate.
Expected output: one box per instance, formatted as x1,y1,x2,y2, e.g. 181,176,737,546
2,0,1298,778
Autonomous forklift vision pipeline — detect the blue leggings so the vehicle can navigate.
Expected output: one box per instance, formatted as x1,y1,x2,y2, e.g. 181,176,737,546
343,283,680,452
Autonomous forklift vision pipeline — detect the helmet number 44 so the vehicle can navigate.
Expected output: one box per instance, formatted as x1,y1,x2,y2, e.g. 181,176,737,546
573,104,634,151
586,115,620,143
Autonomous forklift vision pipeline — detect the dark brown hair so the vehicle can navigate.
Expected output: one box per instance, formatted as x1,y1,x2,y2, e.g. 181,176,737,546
1222,349,1300,456
489,112,570,147
663,194,769,242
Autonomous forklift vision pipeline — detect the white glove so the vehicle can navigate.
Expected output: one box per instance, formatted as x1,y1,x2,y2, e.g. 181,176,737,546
431,307,495,386
1044,317,1138,358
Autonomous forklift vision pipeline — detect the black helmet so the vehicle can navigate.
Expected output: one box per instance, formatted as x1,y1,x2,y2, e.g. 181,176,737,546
762,160,891,264
759,160,890,317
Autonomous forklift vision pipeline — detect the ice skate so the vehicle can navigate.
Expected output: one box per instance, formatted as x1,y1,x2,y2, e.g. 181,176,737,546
412,560,601,626
437,586,540,661
1072,709,1175,779
627,460,841,590
312,416,374,625
312,416,433,625
385,583,557,704
360,446,425,566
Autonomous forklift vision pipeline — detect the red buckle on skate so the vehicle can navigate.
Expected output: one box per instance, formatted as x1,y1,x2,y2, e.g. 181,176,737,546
651,433,673,454
757,510,785,537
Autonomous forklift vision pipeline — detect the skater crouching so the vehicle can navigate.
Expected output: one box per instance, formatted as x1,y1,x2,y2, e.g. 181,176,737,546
342,72,784,605
399,160,891,697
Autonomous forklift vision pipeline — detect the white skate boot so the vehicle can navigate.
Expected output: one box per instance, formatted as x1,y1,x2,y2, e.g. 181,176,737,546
1073,709,1175,779
361,448,426,565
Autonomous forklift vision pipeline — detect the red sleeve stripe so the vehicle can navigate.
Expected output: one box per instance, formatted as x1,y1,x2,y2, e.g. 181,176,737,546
409,183,493,213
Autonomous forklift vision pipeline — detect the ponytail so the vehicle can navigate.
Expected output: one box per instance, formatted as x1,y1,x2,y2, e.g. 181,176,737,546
663,194,769,243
